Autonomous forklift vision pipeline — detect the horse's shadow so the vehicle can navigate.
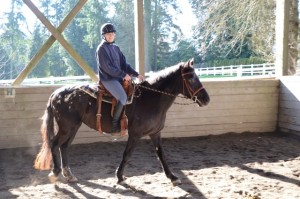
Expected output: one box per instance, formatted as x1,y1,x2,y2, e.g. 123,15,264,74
1,132,300,198
57,131,300,198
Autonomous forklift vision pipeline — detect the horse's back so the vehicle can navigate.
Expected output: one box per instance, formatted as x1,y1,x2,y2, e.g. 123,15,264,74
50,85,96,125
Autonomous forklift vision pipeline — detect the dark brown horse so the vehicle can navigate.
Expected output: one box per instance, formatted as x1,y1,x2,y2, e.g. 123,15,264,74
34,59,210,185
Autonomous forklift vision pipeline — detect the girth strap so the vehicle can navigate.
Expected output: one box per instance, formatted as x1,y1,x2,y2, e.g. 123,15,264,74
96,89,103,133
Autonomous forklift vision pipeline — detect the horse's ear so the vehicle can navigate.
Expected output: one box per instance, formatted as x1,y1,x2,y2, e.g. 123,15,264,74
190,58,194,67
186,58,194,68
183,58,194,68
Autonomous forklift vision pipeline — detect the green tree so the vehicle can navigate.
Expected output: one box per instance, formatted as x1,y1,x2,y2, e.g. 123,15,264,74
61,0,90,76
48,0,69,76
190,0,275,63
144,0,182,71
78,0,109,72
0,0,28,79
170,39,199,65
29,23,49,78
0,37,10,79
112,0,135,69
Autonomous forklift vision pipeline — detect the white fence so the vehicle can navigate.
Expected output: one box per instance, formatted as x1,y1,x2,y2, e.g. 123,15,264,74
3,63,300,86
195,63,276,77
0,75,93,85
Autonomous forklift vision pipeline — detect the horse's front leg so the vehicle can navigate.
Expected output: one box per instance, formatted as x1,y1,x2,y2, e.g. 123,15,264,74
116,135,139,184
150,133,181,185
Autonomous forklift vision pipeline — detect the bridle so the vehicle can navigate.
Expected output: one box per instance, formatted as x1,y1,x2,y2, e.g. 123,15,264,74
134,68,205,105
181,68,205,104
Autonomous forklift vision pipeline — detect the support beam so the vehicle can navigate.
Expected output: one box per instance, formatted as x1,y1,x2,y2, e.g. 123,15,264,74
275,0,289,77
16,0,98,86
134,0,145,76
13,0,89,86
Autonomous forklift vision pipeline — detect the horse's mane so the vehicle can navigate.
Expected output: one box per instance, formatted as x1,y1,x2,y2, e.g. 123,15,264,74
146,62,184,86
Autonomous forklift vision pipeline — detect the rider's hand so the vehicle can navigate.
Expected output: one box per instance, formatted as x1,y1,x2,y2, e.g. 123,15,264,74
124,74,132,81
137,74,144,82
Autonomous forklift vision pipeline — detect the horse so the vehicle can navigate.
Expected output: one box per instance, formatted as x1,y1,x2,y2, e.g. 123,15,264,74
34,59,210,185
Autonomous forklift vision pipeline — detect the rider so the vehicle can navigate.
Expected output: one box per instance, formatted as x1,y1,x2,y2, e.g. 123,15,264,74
96,23,144,134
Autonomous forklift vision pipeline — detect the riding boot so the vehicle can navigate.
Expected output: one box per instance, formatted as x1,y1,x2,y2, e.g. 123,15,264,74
111,101,124,133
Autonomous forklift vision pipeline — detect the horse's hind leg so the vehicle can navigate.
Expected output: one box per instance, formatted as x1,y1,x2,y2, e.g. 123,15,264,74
48,135,64,183
150,133,181,185
60,126,81,182
48,127,79,183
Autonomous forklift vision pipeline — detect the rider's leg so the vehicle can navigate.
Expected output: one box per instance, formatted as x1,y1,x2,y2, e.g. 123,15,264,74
101,80,127,133
111,100,123,133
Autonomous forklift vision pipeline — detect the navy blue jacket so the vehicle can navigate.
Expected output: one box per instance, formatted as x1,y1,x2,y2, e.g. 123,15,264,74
96,40,139,82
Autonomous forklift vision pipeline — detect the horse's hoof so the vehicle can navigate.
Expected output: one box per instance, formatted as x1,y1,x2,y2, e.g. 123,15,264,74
62,167,78,183
172,179,182,186
66,176,78,183
48,172,58,183
117,180,126,185
117,176,127,184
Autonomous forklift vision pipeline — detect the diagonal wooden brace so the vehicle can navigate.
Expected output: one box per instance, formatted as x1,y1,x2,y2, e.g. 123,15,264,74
14,0,98,86
13,0,90,86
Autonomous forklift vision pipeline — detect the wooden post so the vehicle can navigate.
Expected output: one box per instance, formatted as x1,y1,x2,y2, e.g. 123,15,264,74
134,0,145,76
275,0,289,77
13,0,88,86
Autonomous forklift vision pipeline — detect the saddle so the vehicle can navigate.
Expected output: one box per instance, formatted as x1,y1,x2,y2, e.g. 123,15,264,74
96,80,134,136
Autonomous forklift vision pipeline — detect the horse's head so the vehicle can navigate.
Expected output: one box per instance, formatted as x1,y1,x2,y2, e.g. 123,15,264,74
180,59,210,107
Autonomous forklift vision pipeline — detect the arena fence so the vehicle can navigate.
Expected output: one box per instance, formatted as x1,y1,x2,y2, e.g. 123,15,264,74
2,77,292,149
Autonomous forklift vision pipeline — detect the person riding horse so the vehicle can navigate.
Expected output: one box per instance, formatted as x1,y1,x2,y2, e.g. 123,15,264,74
95,23,144,134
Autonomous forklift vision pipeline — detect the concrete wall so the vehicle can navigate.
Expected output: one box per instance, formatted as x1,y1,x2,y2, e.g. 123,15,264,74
278,76,300,135
0,78,280,149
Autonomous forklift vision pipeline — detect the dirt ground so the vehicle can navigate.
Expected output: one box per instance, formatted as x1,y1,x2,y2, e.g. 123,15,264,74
0,132,299,199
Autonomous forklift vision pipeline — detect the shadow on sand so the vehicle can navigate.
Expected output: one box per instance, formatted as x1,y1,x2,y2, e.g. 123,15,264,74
0,131,299,198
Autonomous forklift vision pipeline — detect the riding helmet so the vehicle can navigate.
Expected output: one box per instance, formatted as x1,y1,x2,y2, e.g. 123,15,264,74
101,23,116,35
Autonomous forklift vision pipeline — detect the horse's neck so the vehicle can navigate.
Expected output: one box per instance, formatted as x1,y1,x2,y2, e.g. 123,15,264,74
151,76,179,110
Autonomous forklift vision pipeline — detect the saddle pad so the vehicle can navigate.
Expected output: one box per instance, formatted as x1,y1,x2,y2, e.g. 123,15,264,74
77,84,98,99
77,84,132,104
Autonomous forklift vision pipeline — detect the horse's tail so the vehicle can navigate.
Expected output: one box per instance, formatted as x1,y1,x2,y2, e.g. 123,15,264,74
34,96,55,170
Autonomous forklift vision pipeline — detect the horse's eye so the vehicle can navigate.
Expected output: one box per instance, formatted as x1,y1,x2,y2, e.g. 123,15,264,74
189,78,195,83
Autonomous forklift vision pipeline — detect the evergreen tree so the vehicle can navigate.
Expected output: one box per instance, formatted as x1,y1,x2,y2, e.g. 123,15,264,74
0,0,28,79
61,0,90,76
112,0,135,69
170,39,199,65
78,0,109,72
144,0,182,71
29,23,49,78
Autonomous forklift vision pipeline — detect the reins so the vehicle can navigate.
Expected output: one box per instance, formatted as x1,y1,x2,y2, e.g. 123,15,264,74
133,69,205,105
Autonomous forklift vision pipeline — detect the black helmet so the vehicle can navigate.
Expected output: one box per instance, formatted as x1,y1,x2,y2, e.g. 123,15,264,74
101,23,116,35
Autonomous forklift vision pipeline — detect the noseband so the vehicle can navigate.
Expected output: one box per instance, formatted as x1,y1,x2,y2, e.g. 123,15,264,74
181,69,205,103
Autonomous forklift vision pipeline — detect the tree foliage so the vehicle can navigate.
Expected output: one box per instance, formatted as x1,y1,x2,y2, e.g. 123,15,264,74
144,0,182,71
190,0,276,62
1,0,296,80
0,0,28,79
0,0,187,79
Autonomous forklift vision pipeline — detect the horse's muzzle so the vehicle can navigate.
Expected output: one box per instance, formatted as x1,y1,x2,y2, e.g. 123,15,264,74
195,91,210,107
